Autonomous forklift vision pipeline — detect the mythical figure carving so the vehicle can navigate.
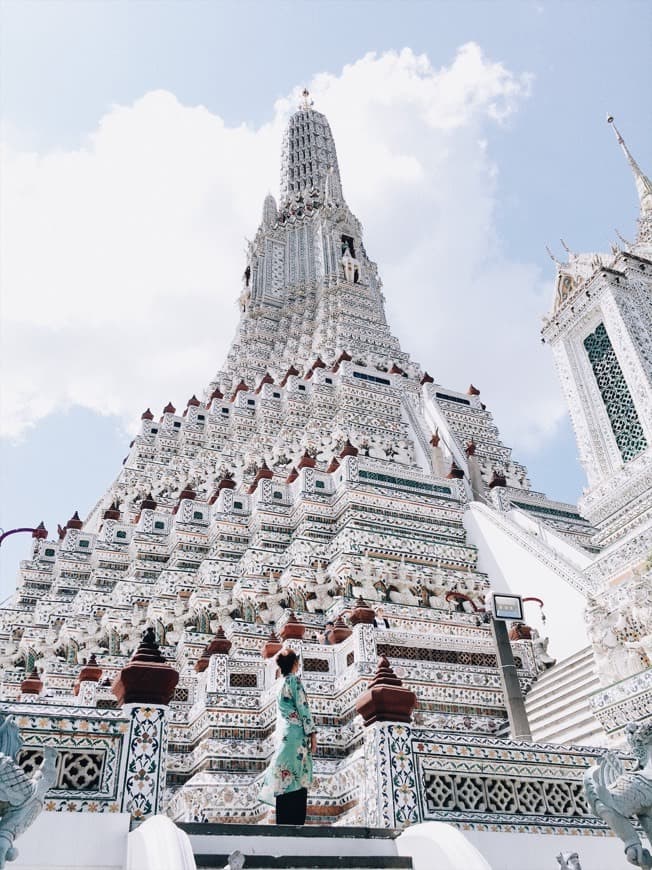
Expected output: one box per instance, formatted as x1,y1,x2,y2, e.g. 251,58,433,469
531,628,557,672
584,721,652,868
0,714,57,868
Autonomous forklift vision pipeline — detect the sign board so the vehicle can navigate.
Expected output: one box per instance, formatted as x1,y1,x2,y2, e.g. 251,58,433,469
491,593,524,622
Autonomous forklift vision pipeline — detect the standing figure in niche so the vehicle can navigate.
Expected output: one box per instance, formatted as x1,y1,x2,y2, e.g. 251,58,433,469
260,649,317,825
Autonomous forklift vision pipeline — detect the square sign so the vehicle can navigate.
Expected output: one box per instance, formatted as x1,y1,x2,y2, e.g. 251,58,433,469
492,593,524,621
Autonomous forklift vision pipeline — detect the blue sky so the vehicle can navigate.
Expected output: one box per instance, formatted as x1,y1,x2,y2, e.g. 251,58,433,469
1,0,650,598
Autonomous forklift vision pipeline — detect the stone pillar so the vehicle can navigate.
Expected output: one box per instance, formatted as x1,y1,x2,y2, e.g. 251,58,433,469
361,721,420,829
120,703,170,822
112,628,179,823
352,623,377,666
356,657,419,828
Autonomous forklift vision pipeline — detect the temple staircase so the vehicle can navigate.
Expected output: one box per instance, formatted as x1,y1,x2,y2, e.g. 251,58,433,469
178,823,412,870
524,645,605,745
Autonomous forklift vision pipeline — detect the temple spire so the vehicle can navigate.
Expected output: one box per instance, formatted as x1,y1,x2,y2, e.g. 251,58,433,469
607,115,652,216
279,94,343,206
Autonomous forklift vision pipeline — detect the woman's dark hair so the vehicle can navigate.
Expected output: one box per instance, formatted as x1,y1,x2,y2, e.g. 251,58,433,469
276,649,298,677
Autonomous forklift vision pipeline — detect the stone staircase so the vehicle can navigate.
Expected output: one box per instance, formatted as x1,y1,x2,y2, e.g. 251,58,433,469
178,823,412,870
524,645,605,745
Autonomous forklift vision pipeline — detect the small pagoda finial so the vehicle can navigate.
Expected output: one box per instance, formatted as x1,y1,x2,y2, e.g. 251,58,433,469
607,114,652,215
300,88,313,110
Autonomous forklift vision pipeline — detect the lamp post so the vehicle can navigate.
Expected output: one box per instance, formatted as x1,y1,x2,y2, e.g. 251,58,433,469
0,523,48,547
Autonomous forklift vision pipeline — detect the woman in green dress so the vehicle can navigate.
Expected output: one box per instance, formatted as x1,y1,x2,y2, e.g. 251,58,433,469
260,648,317,824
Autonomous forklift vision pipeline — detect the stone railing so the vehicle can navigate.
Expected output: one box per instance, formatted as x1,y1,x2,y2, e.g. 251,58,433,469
359,723,609,835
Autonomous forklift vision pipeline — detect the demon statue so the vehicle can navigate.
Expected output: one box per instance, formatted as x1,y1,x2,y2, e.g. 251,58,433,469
0,714,57,868
584,721,652,868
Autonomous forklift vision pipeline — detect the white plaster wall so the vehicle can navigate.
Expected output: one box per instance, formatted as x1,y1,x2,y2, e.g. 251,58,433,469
508,509,593,572
464,503,589,661
12,812,129,870
465,829,625,870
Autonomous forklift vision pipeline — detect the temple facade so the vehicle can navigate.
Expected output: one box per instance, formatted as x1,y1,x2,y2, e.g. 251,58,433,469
1,94,651,869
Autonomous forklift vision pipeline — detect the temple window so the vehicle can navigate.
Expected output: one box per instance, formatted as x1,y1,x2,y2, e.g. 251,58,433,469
341,235,355,257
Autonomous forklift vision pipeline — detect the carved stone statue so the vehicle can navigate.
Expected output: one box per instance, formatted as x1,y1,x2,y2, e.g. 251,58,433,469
584,721,652,868
531,628,557,672
0,714,57,868
556,853,582,870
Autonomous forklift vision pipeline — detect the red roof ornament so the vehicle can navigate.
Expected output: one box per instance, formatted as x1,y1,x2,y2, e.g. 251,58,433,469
285,466,299,484
447,461,464,480
21,667,43,696
297,450,316,469
326,457,340,473
280,365,300,387
389,363,404,375
195,626,232,672
280,611,305,641
255,373,274,393
103,501,121,521
430,430,440,448
489,470,507,488
350,597,376,626
354,656,417,727
467,384,481,396
187,394,200,406
140,493,157,512
339,439,358,458
31,521,48,540
231,379,249,401
73,653,103,695
112,627,179,706
327,615,352,644
420,372,434,385
262,629,283,660
66,511,83,530
210,386,224,401
141,408,154,420
247,461,274,494
465,439,477,457
163,401,176,415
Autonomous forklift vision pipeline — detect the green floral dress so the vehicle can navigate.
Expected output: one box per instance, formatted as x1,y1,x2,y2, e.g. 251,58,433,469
260,673,316,804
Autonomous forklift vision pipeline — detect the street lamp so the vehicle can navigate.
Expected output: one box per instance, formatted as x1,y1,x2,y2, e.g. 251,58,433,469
0,523,48,547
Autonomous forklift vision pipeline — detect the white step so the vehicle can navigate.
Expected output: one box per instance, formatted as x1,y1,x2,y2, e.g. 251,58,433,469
179,823,412,870
525,646,603,745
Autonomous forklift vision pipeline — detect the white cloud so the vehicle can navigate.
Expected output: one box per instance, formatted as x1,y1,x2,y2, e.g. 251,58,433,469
1,43,564,453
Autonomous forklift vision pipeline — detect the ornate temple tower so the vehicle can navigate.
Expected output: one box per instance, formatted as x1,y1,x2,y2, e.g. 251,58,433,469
222,89,401,391
542,118,652,553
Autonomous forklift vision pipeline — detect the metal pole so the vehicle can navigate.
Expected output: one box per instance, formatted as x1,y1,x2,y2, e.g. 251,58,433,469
490,615,532,741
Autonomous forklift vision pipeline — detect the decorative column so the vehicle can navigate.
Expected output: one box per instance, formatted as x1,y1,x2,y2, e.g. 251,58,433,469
73,653,102,706
112,628,179,823
355,657,418,829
